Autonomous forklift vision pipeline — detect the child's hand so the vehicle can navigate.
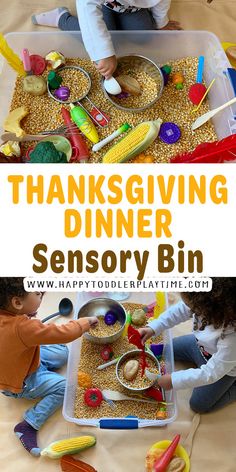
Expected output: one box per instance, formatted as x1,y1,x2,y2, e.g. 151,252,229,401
88,316,99,327
159,20,182,30
95,55,117,79
138,326,155,344
158,374,173,390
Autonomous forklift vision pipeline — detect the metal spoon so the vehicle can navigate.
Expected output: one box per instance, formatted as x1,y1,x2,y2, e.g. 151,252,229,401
42,298,73,323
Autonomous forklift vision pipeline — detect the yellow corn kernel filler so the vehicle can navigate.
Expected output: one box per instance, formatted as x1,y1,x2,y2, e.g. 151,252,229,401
102,119,162,163
41,435,96,459
4,106,28,137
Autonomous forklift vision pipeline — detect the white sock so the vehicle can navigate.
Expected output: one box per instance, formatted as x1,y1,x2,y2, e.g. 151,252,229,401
32,7,69,28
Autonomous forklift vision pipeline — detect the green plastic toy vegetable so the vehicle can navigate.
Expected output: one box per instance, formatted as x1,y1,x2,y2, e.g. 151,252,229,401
30,141,67,163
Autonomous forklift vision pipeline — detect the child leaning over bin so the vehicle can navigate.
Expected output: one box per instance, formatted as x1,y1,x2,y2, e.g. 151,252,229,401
32,0,181,78
0,278,98,456
139,278,236,413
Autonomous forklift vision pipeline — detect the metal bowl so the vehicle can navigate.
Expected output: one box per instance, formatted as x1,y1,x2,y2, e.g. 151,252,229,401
101,54,164,113
116,349,160,392
77,298,126,345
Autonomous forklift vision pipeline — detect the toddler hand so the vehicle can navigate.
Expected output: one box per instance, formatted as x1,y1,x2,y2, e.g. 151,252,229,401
138,326,155,344
88,316,99,327
157,374,173,390
95,55,117,79
159,20,182,30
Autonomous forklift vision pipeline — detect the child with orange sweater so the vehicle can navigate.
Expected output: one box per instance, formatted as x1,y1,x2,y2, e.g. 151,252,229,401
0,278,97,456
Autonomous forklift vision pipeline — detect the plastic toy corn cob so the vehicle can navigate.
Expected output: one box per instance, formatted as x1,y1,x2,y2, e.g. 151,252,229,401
40,435,96,459
102,119,162,163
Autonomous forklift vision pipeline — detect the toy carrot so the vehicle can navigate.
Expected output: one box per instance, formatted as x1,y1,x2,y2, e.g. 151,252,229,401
153,434,181,471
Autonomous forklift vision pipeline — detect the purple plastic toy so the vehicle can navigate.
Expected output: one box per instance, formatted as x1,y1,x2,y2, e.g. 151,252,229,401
54,86,70,101
159,122,181,144
104,311,117,325
150,343,164,358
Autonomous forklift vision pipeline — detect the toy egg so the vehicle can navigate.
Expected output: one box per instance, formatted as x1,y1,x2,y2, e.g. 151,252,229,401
54,86,70,101
131,308,146,326
104,311,117,325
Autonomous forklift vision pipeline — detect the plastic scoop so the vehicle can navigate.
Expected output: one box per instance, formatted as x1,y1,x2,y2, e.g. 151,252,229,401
103,76,122,95
42,298,73,323
192,96,236,130
188,56,207,105
102,389,158,404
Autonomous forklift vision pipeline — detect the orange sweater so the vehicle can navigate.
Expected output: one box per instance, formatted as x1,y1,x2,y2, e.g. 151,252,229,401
0,309,90,393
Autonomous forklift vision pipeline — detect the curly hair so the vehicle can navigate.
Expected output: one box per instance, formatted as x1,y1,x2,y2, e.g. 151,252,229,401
182,278,236,331
0,278,27,309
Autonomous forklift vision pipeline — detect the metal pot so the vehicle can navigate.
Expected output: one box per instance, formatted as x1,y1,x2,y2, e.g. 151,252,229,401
77,297,126,345
116,349,160,392
101,54,164,113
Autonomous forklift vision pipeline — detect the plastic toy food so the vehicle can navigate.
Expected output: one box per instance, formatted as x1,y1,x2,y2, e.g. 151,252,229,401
4,106,28,137
102,119,162,164
48,70,63,90
166,458,186,472
101,345,114,361
29,54,46,75
78,371,92,389
146,449,185,472
0,141,21,157
172,73,184,90
188,56,207,105
61,107,90,163
131,308,146,326
23,75,47,96
160,65,172,86
116,75,141,96
104,311,117,325
54,86,70,101
123,359,139,380
70,104,99,144
41,436,96,459
155,406,167,420
152,435,181,471
61,455,97,472
84,388,103,407
30,141,67,163
134,153,155,163
46,50,66,69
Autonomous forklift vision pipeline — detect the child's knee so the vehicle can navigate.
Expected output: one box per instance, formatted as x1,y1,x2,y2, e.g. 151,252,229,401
189,395,210,414
55,345,68,367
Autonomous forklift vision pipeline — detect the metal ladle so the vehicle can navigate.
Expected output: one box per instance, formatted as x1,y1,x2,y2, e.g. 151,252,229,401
42,298,73,323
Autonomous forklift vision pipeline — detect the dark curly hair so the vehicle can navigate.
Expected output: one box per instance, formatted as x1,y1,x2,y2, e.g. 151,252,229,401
0,278,27,309
181,278,236,332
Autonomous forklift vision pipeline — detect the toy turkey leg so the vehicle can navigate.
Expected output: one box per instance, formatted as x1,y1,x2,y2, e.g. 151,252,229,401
61,107,89,162
188,56,207,105
153,434,181,471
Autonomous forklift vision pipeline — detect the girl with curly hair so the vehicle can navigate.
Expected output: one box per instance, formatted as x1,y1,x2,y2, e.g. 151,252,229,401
139,278,236,413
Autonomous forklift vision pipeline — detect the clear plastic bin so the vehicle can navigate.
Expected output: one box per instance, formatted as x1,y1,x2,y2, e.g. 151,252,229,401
0,30,235,141
63,291,177,429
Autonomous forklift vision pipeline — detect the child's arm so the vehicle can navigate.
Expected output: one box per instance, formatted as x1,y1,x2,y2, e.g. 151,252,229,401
17,316,97,346
77,0,117,77
162,334,236,391
139,301,192,343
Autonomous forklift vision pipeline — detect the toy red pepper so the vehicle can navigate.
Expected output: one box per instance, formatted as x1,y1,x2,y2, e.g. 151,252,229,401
84,388,103,408
101,345,113,361
153,434,181,471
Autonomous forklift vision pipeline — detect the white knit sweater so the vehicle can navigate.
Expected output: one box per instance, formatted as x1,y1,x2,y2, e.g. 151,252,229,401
76,0,170,61
148,301,236,390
